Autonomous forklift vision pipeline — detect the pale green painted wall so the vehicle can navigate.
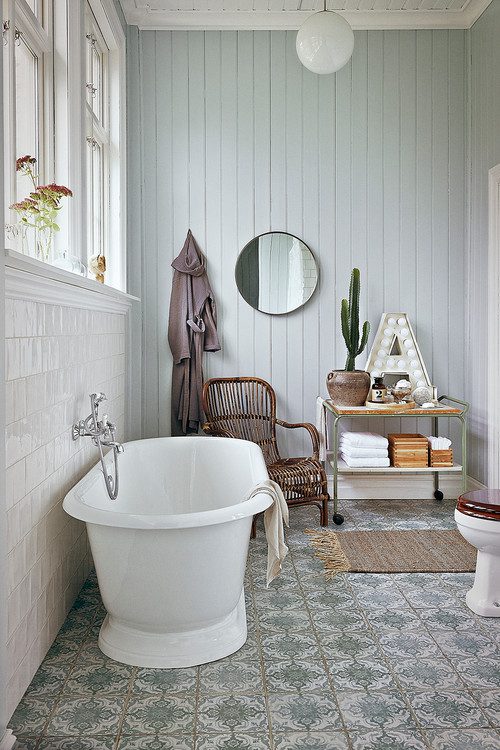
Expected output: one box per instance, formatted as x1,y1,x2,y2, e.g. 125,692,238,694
467,0,500,483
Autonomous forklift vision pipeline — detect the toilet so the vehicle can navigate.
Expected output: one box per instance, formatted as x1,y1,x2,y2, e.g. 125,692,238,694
455,490,500,617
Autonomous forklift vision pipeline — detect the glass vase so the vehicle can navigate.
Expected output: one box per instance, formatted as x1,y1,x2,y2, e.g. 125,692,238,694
36,226,54,263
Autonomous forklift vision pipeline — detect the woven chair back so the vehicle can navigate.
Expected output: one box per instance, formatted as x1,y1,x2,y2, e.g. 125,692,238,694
202,377,281,465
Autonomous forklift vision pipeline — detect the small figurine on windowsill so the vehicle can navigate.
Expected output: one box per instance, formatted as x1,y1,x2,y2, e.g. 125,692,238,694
90,253,106,283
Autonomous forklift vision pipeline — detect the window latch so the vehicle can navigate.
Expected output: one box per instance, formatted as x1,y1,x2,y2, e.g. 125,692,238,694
3,20,10,45
86,83,98,97
86,136,98,150
86,32,97,46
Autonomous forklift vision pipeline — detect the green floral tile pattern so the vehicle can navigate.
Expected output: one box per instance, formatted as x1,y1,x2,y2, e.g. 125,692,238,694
195,733,270,749
336,690,415,730
122,696,196,734
268,693,341,731
47,696,124,735
197,695,267,733
426,729,500,749
406,691,488,728
349,730,428,749
10,497,500,749
117,737,194,750
273,731,349,749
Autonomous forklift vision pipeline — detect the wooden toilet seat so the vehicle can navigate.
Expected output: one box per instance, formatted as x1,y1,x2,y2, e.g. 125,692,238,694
457,490,500,522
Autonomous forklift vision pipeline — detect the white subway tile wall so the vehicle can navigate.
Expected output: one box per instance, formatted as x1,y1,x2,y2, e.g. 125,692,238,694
4,298,127,719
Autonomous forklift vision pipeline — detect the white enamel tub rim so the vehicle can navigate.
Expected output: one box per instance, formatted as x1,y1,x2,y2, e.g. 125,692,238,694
63,435,273,529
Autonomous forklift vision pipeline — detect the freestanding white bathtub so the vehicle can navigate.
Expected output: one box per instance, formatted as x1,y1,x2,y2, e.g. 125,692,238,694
63,436,272,668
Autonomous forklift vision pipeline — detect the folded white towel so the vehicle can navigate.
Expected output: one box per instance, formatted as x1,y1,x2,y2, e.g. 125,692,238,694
428,436,452,450
245,480,289,587
316,396,329,462
341,431,388,449
339,444,389,458
340,452,391,468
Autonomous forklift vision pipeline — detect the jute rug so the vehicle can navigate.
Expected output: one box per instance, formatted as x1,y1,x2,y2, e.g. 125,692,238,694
305,529,476,578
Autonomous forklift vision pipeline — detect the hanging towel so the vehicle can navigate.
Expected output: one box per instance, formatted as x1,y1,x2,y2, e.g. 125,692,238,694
168,230,221,435
340,453,390,468
339,444,389,458
245,480,289,587
341,431,388,449
316,396,329,462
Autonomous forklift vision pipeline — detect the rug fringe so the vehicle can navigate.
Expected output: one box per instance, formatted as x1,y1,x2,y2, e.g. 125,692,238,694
304,529,351,579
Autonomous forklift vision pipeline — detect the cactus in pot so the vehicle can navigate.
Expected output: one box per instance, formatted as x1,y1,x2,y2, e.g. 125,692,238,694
326,268,372,406
341,268,370,371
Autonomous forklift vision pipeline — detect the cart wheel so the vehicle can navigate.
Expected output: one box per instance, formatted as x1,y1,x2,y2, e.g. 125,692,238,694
434,490,444,501
332,513,344,525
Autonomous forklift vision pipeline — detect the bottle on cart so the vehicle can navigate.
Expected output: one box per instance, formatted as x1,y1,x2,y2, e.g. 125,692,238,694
370,376,387,403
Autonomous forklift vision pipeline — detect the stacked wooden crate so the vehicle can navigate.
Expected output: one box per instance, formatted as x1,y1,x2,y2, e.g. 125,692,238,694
429,449,453,467
388,434,429,467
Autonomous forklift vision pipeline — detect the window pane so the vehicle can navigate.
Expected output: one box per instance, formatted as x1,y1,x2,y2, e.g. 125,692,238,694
26,0,42,19
87,138,104,259
15,34,39,201
91,44,103,122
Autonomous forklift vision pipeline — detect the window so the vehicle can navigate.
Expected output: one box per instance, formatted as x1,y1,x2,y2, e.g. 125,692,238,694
3,0,126,290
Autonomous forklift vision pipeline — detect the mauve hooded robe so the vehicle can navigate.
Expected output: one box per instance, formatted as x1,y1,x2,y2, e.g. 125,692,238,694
168,230,221,435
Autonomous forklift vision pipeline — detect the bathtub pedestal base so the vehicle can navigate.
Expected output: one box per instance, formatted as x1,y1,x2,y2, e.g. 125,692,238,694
98,591,248,668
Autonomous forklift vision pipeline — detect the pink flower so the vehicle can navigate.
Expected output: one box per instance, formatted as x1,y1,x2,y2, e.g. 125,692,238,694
16,155,37,171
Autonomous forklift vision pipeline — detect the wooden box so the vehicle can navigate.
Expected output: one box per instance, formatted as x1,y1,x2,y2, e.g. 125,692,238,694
429,448,453,467
388,434,429,468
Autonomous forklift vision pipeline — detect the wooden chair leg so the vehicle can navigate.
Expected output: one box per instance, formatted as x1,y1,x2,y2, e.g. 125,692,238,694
321,496,329,526
250,516,257,539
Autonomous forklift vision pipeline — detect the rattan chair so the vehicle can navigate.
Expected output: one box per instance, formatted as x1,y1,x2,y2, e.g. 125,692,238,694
202,376,329,529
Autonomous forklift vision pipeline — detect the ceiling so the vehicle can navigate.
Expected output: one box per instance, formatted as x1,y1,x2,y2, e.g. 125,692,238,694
120,0,491,29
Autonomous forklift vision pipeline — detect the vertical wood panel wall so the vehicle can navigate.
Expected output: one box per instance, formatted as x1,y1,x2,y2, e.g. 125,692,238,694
128,28,468,462
469,0,500,484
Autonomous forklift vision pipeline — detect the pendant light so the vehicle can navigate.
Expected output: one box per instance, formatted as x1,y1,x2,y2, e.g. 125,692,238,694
296,1,354,75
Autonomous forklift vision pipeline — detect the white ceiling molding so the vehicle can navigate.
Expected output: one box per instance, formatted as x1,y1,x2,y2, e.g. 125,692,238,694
120,0,492,30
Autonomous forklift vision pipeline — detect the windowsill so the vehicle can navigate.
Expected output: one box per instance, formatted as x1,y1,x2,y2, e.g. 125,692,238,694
4,249,140,305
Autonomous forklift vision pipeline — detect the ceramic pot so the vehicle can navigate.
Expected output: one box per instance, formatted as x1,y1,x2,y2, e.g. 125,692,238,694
326,370,371,407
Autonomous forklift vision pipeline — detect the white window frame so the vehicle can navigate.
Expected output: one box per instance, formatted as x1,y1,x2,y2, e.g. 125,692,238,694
4,0,126,291
3,0,53,219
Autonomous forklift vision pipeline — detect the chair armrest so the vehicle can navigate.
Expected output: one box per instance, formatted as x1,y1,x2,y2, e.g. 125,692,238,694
276,419,320,460
201,422,235,438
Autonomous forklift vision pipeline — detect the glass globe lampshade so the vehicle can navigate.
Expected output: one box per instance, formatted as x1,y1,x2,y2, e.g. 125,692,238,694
296,10,354,75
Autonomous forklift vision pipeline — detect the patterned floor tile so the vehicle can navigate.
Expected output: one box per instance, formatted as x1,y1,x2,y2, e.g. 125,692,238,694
44,638,82,664
197,695,267,733
47,696,124,735
349,730,428,749
273,731,349,749
305,590,359,612
327,658,396,692
310,607,367,632
122,695,196,734
264,659,330,693
12,738,38,750
199,659,263,694
9,695,53,734
354,589,410,609
253,570,299,590
261,633,320,661
474,690,500,726
390,658,465,691
452,658,500,689
431,630,499,658
56,611,95,641
417,608,478,631
268,693,342,732
376,631,442,659
253,590,306,611
319,631,381,661
336,690,415,730
117,737,194,750
64,659,133,695
133,667,197,695
346,573,396,590
406,691,488,728
24,660,71,698
37,738,115,749
363,608,422,632
195,733,270,749
257,608,311,632
402,588,460,609
425,729,500,749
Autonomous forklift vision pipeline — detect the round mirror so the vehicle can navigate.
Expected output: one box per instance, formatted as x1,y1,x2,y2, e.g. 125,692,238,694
235,232,318,315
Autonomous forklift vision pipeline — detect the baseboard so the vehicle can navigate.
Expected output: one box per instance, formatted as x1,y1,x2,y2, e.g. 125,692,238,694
0,730,16,750
327,474,486,500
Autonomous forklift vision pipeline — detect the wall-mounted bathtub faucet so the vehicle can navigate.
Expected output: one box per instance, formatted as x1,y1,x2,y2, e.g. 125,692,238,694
72,393,123,500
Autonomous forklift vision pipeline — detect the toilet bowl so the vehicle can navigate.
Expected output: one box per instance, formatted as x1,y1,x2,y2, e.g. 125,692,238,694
455,490,500,617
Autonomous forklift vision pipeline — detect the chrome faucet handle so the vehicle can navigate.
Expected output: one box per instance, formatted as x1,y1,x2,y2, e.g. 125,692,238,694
91,392,107,405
